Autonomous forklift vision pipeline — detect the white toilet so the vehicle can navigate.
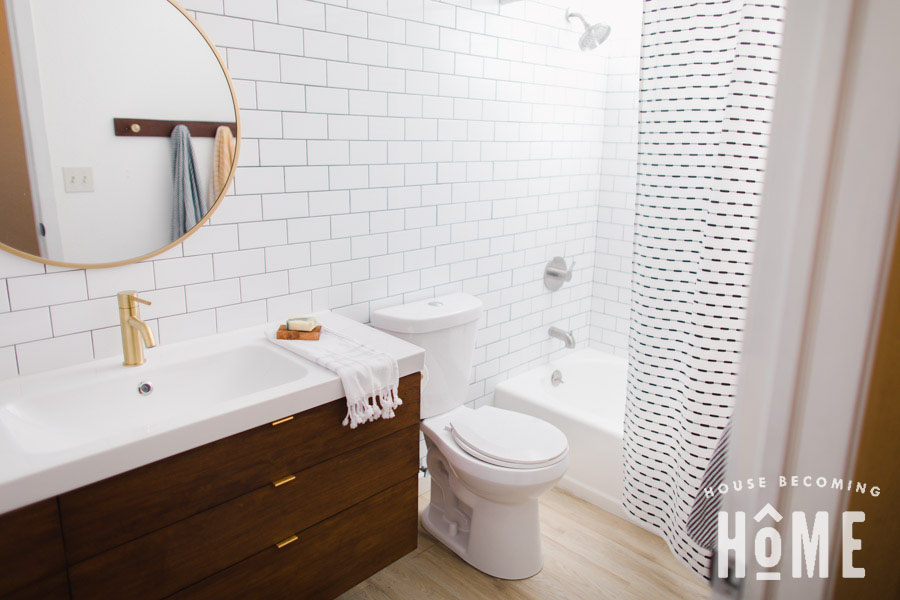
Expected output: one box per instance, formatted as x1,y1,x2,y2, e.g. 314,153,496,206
371,293,569,580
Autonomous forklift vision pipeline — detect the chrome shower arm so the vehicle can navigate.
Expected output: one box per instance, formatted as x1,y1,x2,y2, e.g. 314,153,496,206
566,9,590,30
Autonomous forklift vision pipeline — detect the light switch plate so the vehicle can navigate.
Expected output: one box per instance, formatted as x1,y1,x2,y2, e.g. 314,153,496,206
63,167,94,193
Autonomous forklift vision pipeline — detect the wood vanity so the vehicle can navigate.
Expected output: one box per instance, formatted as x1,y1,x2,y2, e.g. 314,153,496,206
0,373,421,600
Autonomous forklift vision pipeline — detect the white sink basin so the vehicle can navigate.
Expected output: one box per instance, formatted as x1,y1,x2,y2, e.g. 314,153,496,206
0,311,425,515
0,343,309,455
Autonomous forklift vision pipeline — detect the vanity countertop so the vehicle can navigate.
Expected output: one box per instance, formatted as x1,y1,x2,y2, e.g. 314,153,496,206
0,312,424,514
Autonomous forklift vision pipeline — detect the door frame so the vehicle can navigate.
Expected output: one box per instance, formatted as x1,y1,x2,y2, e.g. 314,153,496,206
718,0,900,597
4,0,63,259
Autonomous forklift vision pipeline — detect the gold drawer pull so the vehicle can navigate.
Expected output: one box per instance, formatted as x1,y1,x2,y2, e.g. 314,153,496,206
273,474,296,487
271,415,294,426
276,535,298,549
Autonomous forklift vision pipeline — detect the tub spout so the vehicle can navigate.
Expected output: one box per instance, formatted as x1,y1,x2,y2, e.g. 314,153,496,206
548,326,575,349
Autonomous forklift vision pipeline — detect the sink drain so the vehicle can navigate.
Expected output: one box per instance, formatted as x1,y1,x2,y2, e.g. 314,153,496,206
137,381,153,396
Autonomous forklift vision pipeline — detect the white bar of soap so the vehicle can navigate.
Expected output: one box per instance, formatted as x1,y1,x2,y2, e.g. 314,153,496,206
286,317,318,332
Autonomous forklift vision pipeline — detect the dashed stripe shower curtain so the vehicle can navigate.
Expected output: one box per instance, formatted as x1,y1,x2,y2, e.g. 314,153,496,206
623,0,785,577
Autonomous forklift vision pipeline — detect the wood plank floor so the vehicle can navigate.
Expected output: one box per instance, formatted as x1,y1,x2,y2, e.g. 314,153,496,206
339,486,709,600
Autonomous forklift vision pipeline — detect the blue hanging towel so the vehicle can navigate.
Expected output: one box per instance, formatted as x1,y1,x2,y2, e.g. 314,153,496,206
170,124,207,240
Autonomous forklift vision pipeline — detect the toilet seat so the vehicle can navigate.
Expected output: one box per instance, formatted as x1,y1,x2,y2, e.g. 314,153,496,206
449,406,568,470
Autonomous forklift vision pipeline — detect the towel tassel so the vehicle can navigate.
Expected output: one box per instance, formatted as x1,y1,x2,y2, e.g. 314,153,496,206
342,388,402,428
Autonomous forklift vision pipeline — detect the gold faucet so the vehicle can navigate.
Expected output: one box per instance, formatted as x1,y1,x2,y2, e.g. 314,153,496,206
117,291,156,366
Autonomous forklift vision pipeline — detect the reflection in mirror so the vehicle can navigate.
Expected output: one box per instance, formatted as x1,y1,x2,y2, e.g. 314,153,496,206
0,0,238,266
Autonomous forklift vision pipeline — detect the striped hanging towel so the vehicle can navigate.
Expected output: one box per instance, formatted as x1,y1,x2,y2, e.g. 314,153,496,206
686,424,732,550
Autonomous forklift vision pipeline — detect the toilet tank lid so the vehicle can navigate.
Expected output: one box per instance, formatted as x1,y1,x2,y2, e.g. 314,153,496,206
371,293,483,334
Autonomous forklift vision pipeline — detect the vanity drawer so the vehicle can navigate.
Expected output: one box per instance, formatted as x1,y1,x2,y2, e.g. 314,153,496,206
68,424,419,600
0,498,67,598
2,572,68,600
169,476,418,600
59,372,421,564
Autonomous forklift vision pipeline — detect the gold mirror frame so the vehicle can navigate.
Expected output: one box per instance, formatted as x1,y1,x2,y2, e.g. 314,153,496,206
0,0,241,270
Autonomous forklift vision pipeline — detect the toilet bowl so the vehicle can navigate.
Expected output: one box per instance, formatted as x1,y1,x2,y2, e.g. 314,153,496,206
421,405,568,579
371,293,569,580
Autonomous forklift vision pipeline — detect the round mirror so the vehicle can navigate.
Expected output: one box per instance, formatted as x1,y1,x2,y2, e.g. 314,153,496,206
0,0,240,268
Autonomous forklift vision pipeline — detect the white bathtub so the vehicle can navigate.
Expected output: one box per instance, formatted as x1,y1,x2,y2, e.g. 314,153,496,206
493,348,626,517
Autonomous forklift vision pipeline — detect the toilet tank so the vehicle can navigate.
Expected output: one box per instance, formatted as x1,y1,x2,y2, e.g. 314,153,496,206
371,293,483,419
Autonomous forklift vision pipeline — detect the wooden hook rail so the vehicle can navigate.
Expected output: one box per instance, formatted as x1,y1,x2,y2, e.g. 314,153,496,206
114,118,237,138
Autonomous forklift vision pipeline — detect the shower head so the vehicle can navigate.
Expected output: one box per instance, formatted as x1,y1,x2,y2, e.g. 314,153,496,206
566,9,611,51
579,22,612,50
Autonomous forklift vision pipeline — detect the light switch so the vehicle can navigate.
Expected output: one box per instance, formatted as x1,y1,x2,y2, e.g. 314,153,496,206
63,167,94,193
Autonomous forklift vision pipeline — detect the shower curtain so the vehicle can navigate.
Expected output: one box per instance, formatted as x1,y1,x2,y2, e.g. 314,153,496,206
623,0,785,576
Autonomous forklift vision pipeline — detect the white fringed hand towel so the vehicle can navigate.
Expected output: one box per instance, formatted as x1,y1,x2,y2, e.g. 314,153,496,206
267,326,402,428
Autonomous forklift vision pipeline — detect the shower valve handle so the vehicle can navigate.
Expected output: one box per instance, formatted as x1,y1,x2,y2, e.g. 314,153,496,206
544,257,574,290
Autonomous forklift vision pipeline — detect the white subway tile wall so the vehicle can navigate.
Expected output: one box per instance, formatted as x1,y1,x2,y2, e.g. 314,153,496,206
0,0,640,412
589,1,640,357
